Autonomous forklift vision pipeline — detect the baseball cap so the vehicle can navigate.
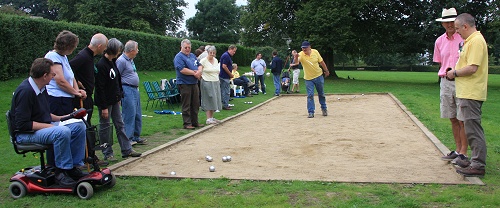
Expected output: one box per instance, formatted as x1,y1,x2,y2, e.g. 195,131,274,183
301,41,311,48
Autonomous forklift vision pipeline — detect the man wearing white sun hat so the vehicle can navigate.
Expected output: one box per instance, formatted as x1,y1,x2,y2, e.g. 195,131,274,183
433,8,467,165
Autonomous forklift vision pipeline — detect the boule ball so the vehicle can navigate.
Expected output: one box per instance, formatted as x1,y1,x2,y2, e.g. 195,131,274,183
226,156,232,161
209,166,215,172
222,156,228,162
205,156,213,162
170,171,176,175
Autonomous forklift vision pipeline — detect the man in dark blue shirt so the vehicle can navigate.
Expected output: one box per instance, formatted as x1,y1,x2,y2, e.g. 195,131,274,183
219,45,237,110
271,50,284,96
11,58,87,186
174,39,204,129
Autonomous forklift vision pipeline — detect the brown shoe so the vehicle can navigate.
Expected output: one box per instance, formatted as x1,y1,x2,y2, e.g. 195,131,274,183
223,107,233,110
456,166,485,177
184,125,195,129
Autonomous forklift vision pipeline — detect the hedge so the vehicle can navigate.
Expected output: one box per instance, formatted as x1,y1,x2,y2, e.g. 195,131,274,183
0,13,256,80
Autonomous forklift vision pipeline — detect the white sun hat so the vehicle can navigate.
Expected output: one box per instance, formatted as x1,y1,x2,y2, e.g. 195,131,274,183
436,8,457,22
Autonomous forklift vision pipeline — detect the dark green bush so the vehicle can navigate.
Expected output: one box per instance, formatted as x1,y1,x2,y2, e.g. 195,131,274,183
0,14,255,80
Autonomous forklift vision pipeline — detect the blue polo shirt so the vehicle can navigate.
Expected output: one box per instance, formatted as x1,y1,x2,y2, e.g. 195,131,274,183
174,51,200,84
219,51,233,79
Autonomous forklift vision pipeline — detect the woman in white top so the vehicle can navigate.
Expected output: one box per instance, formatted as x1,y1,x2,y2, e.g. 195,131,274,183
199,46,222,124
44,30,86,116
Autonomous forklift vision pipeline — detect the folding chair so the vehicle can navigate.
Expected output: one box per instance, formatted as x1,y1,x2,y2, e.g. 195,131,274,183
143,81,164,110
152,81,175,110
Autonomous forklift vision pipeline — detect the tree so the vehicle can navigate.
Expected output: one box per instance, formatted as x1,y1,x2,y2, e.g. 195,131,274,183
0,0,57,19
47,0,187,35
185,0,240,44
240,0,300,48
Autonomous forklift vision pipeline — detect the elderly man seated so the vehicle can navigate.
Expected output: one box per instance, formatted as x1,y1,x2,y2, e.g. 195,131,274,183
231,63,255,97
10,58,87,186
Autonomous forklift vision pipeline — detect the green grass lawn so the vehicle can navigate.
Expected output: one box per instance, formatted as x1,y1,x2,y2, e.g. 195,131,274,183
1,69,499,207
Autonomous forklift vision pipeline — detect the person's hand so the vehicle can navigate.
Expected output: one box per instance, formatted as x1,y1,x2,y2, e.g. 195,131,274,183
229,73,234,79
324,70,330,77
101,109,109,119
194,71,202,79
446,68,455,81
80,90,87,99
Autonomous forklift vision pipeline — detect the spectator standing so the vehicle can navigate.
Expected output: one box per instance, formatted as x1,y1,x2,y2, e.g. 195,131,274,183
174,39,204,129
220,45,237,110
95,38,142,160
293,41,329,118
290,50,301,93
251,53,266,95
271,50,284,96
446,13,489,177
44,30,86,167
433,8,467,164
200,46,223,124
70,33,108,125
116,40,147,145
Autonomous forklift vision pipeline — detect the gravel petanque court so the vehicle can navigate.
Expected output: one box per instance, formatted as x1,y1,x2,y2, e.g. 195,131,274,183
111,93,482,185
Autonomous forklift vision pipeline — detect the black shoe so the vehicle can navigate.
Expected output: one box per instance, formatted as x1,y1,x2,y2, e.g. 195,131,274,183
56,171,77,187
122,150,142,158
135,138,148,145
67,167,88,181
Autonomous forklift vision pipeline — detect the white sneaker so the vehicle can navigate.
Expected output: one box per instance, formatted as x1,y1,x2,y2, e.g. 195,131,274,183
130,141,137,146
206,118,218,125
212,118,221,123
228,104,234,107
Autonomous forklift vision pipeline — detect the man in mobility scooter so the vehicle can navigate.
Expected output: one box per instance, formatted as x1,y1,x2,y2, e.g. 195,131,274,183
8,58,115,199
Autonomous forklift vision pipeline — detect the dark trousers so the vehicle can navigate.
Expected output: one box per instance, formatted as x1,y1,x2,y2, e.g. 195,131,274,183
233,77,250,95
178,84,200,127
254,75,265,93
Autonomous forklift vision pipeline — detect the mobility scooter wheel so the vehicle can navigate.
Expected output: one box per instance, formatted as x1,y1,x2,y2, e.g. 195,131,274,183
108,173,117,188
9,181,27,199
76,182,94,200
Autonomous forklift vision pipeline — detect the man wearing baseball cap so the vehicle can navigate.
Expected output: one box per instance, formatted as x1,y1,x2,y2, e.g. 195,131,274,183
292,41,330,118
433,8,468,165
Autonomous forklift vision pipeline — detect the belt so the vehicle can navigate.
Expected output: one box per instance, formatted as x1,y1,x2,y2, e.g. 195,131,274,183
123,83,138,88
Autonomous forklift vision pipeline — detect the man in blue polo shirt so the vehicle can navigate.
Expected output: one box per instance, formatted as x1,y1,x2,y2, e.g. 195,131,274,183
174,39,204,129
219,45,237,110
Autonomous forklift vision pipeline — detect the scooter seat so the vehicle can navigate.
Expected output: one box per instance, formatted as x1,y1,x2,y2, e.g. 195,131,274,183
16,143,50,152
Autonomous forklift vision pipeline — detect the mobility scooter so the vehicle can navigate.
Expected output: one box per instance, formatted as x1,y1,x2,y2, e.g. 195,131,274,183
7,108,116,200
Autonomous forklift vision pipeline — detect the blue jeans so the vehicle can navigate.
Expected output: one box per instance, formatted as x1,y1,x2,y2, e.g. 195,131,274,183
220,78,230,108
17,122,86,170
99,102,133,157
305,75,327,114
254,75,265,93
121,85,142,142
273,73,281,95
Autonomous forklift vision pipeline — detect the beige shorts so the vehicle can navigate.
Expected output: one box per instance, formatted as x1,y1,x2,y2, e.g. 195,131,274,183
440,78,458,119
292,69,300,84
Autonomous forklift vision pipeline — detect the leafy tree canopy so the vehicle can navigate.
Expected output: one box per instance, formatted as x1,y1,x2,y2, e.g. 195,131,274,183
186,0,240,44
47,0,187,35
